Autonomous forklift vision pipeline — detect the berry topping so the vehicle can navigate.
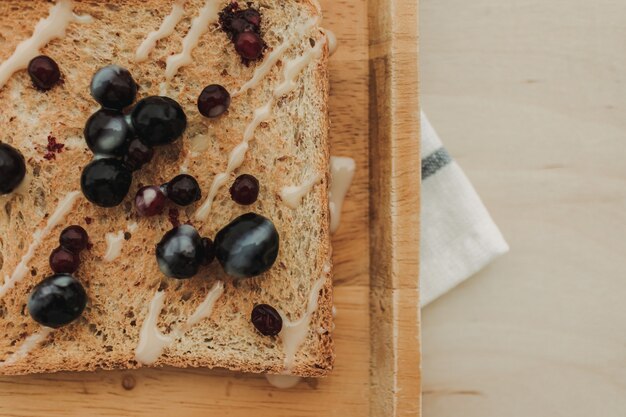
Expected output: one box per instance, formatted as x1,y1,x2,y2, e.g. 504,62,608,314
84,109,131,157
28,274,87,329
27,55,61,91
135,185,166,217
59,225,89,253
197,84,231,118
0,143,26,195
90,65,137,110
241,9,261,27
131,96,187,146
200,237,215,266
164,174,201,206
80,158,133,207
156,224,204,279
49,246,80,274
251,304,283,336
214,213,279,278
123,138,154,171
229,174,259,205
234,32,264,61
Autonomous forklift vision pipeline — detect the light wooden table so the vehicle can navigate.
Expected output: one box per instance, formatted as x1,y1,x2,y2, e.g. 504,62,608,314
420,0,626,415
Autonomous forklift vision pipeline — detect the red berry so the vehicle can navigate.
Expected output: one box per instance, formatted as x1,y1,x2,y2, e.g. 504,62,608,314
251,304,282,336
135,186,166,217
197,85,231,118
59,225,89,253
28,55,61,91
229,174,259,205
234,32,264,61
49,246,80,273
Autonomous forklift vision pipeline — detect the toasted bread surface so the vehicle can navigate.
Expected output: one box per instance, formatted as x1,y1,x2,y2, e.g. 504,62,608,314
0,0,333,377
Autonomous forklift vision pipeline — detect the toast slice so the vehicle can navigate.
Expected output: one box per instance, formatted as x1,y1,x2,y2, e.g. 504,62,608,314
0,0,333,376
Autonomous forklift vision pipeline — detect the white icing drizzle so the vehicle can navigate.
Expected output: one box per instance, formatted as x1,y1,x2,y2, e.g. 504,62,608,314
194,36,327,221
0,0,92,90
0,327,53,367
323,29,338,56
165,0,219,80
233,17,320,97
135,1,186,62
135,281,224,365
329,156,355,234
265,374,302,389
103,231,125,262
278,277,326,371
0,191,81,300
127,222,139,233
159,81,169,96
280,174,322,209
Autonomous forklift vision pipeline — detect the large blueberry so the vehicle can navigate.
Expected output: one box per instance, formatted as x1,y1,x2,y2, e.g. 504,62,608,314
80,158,133,207
214,213,279,278
28,274,87,328
131,96,187,146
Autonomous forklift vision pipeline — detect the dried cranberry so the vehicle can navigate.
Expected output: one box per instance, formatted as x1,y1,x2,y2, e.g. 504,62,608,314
251,304,282,336
197,85,231,118
234,32,264,61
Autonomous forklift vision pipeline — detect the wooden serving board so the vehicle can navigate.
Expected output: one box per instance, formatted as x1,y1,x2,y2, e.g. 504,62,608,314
0,0,420,415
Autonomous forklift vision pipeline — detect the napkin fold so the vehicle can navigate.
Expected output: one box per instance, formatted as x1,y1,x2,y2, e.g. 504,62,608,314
420,113,509,306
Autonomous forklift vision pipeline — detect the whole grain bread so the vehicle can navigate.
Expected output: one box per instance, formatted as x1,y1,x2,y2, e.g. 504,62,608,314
0,0,333,377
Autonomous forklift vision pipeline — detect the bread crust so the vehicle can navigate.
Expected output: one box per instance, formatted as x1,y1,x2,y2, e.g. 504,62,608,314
0,0,334,377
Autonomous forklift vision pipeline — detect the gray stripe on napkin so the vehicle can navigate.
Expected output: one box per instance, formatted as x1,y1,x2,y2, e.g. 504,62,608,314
422,147,452,179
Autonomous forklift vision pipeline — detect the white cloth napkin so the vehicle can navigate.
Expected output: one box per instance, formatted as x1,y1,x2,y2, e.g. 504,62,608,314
420,113,509,306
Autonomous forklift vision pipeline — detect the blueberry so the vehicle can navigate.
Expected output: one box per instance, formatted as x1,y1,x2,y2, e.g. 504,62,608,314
131,96,187,146
164,174,201,206
0,143,26,195
80,158,133,207
197,84,231,118
59,225,89,253
49,246,80,274
84,109,131,157
229,174,259,205
28,274,87,328
123,138,154,171
156,224,204,279
135,185,166,217
234,32,264,61
251,304,282,336
27,55,61,91
214,213,279,278
90,65,137,110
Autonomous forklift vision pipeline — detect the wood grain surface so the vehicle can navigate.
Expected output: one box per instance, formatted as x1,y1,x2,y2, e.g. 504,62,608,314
421,0,626,415
0,0,421,416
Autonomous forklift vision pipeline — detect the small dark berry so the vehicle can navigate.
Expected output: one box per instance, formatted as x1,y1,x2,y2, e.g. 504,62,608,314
156,225,203,279
234,32,264,61
200,237,215,266
28,55,61,91
251,304,282,336
135,186,166,217
229,174,259,205
241,9,261,27
197,84,231,118
59,225,89,253
90,65,137,110
123,138,154,171
49,246,80,274
0,143,26,195
164,174,201,206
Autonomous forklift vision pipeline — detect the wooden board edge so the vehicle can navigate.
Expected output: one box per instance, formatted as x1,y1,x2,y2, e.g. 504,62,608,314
368,0,421,415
